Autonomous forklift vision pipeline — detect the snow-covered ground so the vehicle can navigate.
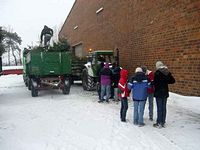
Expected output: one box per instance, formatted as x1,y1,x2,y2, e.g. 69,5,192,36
0,75,199,150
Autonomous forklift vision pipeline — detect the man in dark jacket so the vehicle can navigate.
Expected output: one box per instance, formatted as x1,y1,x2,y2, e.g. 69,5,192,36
97,62,104,100
40,25,53,46
112,66,121,101
110,62,121,101
153,61,175,128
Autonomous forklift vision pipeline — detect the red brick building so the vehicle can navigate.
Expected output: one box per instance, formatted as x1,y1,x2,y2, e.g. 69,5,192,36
59,0,200,96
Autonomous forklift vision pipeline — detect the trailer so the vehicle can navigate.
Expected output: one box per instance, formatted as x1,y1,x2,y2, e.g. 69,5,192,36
23,46,72,97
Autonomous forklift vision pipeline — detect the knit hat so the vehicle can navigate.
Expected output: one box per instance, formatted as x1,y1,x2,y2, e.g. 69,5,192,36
156,61,167,70
135,67,143,73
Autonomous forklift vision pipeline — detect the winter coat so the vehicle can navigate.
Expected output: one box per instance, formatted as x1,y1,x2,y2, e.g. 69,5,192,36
154,68,175,98
97,62,104,82
100,63,113,85
146,70,154,94
112,67,121,88
118,69,130,98
40,26,53,41
128,72,148,101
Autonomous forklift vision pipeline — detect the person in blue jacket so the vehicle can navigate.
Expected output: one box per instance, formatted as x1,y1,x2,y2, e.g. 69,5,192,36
128,67,149,127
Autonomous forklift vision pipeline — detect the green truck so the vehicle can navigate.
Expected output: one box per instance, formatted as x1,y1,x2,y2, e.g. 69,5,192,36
70,48,119,91
23,46,72,97
81,50,118,91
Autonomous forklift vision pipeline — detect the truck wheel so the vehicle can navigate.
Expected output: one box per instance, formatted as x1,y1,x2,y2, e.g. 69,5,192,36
31,80,38,97
63,78,70,95
25,81,28,87
82,69,95,91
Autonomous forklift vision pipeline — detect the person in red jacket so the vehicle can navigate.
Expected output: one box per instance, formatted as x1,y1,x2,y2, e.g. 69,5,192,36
118,69,130,122
141,66,155,121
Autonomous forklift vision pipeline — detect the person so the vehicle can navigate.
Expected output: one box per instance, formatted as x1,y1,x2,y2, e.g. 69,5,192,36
141,65,154,121
98,62,113,103
153,61,175,128
97,61,104,100
128,67,148,127
118,69,130,122
110,62,116,99
110,62,121,100
97,55,105,62
113,66,121,101
40,25,53,46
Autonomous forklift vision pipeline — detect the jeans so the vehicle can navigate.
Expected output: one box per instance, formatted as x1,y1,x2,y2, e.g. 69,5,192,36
148,93,154,119
110,85,114,98
97,83,101,100
114,88,119,101
44,34,51,46
155,97,167,125
120,97,128,121
101,85,111,101
133,100,146,124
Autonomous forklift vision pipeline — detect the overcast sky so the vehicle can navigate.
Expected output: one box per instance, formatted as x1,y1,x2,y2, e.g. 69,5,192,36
0,0,75,47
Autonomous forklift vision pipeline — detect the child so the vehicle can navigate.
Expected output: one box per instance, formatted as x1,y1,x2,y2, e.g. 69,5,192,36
128,67,148,127
118,69,130,122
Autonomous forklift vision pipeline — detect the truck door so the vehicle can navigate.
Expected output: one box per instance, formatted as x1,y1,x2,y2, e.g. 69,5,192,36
73,44,87,58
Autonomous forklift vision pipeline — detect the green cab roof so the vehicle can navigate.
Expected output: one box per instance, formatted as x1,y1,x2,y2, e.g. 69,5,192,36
92,50,113,55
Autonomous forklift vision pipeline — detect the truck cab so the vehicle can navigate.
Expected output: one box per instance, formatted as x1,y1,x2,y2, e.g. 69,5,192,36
82,50,116,91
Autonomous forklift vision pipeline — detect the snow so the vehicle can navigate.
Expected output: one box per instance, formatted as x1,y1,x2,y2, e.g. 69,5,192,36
0,75,199,150
2,66,23,70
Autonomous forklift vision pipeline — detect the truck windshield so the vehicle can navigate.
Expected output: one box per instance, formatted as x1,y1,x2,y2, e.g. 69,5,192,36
97,55,114,63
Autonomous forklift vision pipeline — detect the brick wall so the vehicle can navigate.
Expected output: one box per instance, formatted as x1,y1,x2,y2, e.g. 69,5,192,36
59,0,200,96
